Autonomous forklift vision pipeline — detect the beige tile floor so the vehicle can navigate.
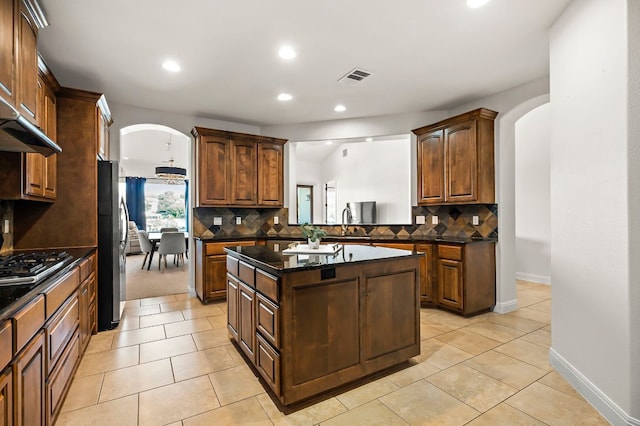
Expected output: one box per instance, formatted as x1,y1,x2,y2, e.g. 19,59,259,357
55,281,610,425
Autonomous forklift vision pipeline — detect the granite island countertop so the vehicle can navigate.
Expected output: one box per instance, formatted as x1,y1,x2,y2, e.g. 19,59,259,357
224,243,423,276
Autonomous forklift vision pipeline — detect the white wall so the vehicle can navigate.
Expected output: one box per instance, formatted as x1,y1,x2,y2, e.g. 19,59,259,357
319,140,411,224
515,103,551,284
549,0,639,422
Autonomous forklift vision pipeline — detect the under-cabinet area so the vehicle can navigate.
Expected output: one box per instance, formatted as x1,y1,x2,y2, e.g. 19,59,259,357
224,244,422,406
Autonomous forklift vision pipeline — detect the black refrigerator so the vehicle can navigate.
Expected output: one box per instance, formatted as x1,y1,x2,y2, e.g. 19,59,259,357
97,160,127,331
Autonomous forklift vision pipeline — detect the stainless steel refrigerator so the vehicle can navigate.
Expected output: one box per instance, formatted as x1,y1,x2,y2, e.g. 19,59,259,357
97,160,128,331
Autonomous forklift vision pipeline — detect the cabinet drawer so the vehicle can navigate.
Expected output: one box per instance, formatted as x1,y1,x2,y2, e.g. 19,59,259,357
89,301,97,335
44,267,79,318
256,269,279,302
226,255,239,277
239,261,255,287
205,240,255,255
46,294,79,374
46,330,79,425
256,333,280,395
256,293,279,348
0,322,11,371
13,295,45,354
79,252,95,282
438,245,463,261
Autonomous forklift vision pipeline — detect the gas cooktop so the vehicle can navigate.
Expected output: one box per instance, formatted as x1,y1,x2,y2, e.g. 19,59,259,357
0,251,72,285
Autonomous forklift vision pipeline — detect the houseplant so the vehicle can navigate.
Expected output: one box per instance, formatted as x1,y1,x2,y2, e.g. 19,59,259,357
300,223,327,249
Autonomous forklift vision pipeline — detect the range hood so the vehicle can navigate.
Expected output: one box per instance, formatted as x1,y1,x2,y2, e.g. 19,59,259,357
0,95,61,157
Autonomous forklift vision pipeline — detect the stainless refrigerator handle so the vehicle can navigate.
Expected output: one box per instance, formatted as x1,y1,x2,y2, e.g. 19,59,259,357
120,198,130,247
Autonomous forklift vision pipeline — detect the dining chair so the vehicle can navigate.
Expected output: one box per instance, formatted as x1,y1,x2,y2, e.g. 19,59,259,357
137,230,154,270
157,232,187,271
160,227,179,233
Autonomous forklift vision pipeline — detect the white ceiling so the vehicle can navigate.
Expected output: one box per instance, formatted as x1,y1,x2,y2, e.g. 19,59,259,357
36,0,571,127
119,125,190,178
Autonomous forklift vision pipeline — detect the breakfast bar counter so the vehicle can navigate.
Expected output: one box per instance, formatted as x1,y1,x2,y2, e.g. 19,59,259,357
224,244,421,407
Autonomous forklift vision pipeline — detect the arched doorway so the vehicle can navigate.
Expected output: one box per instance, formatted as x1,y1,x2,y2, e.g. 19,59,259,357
119,124,192,300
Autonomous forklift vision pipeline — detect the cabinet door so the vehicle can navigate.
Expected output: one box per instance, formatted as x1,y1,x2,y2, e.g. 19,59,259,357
14,330,45,426
231,138,257,205
42,85,57,199
79,278,90,351
238,282,256,361
445,120,477,202
204,255,227,300
16,0,38,124
437,258,464,311
227,274,239,342
417,130,445,204
24,152,44,197
0,0,16,104
416,244,434,304
198,136,231,205
257,142,283,206
0,367,12,426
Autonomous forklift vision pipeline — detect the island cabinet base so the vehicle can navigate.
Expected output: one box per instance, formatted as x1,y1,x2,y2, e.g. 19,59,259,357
225,245,421,407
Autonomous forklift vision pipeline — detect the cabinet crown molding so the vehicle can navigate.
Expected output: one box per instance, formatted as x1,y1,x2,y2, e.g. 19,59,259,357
411,107,498,136
191,127,287,145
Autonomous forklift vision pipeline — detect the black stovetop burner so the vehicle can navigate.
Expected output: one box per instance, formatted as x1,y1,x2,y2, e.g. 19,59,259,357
0,251,72,285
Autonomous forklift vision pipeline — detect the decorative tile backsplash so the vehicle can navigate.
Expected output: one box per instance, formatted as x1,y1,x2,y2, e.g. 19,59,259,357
193,204,498,241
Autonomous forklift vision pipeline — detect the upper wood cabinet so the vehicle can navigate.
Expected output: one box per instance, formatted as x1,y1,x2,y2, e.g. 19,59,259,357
192,127,287,207
413,108,498,205
0,0,17,104
0,55,58,202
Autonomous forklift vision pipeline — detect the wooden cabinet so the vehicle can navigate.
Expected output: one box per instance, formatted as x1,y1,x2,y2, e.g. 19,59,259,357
0,367,12,426
413,108,498,205
257,142,284,206
195,240,256,303
14,330,45,426
416,243,434,305
0,56,58,202
15,0,39,124
96,96,111,159
238,282,256,361
435,242,495,316
192,127,287,207
78,253,97,351
0,0,17,105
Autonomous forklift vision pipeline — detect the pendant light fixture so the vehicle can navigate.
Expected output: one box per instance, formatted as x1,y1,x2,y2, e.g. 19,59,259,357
155,133,186,184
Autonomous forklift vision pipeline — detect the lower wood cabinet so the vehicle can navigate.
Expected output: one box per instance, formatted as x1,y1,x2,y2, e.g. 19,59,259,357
14,330,46,426
238,282,256,361
46,331,80,425
435,242,496,316
0,368,12,426
415,243,434,305
195,240,256,303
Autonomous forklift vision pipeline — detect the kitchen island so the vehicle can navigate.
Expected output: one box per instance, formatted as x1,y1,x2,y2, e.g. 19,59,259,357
224,244,421,407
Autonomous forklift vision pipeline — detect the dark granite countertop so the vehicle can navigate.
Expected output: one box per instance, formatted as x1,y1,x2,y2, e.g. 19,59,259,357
225,243,423,276
0,247,95,321
195,234,496,244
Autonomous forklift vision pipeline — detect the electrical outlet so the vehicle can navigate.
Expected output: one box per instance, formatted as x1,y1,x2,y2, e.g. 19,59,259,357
213,217,222,226
235,217,242,225
273,243,280,252
472,215,479,226
3,220,9,234
273,216,279,225
416,215,426,225
431,216,438,225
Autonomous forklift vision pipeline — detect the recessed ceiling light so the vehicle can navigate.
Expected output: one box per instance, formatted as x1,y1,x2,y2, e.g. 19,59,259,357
162,60,181,72
326,141,333,145
277,93,293,101
466,0,490,8
278,46,296,60
365,137,373,142
334,105,346,112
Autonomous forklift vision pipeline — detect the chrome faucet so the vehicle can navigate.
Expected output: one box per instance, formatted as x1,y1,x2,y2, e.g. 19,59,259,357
341,205,352,236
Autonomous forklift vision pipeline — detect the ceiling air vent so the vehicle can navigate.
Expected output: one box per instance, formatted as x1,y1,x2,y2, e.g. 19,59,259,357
338,68,372,84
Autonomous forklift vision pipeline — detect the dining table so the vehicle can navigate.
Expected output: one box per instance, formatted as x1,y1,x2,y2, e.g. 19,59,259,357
145,231,189,270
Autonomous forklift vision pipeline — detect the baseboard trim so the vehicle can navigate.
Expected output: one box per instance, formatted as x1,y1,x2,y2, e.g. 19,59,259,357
516,272,551,285
549,348,640,426
493,298,518,314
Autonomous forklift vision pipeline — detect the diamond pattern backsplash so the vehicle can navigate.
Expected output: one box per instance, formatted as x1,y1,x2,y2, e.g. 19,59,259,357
193,204,498,240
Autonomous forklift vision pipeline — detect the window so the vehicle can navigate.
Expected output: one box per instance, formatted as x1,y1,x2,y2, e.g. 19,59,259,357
144,181,187,231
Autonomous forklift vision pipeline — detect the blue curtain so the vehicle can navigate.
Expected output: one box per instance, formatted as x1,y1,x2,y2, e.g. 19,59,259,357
184,179,189,231
125,177,146,230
